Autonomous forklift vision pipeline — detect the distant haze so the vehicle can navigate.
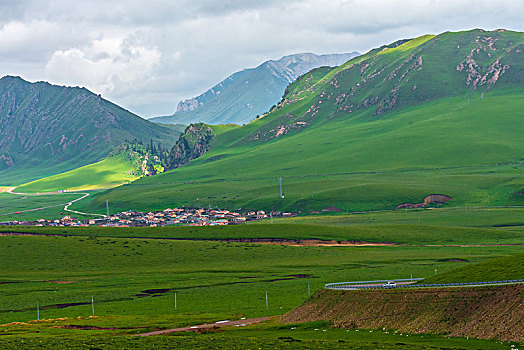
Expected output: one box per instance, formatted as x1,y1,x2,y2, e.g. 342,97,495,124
151,52,359,125
0,0,522,117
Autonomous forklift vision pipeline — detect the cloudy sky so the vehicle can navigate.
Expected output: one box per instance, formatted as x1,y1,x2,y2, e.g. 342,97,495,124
1,0,522,117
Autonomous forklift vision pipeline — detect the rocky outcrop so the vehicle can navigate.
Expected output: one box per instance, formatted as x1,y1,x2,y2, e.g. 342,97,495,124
176,98,200,113
397,194,452,209
166,123,214,170
456,36,511,90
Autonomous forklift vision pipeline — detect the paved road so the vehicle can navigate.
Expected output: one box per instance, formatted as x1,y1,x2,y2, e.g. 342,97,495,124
136,317,272,336
325,279,524,290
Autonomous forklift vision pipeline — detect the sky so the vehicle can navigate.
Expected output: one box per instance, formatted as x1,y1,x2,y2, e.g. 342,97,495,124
1,0,523,118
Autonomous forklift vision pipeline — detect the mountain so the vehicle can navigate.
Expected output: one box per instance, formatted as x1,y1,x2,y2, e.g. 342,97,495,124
76,29,524,214
0,76,179,185
150,52,359,125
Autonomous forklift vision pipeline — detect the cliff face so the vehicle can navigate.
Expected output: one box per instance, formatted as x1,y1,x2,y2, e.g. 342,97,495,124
166,123,214,170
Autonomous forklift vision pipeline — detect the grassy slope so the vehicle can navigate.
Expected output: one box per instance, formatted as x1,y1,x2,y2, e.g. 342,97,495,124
422,252,524,283
16,155,138,193
282,284,523,341
76,30,524,214
267,207,524,228
78,93,524,214
0,77,178,186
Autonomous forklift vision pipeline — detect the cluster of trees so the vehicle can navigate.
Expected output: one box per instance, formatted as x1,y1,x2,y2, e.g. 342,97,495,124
112,139,171,176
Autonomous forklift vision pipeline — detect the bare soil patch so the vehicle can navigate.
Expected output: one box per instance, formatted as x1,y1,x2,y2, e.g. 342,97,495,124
221,238,396,247
283,284,524,342
136,316,273,336
46,280,77,284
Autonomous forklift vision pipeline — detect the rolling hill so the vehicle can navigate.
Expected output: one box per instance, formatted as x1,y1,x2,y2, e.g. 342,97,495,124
74,29,524,214
0,76,180,185
150,52,359,125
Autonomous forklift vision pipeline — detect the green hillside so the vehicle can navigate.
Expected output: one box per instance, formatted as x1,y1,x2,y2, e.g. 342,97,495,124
16,155,138,192
422,252,524,283
0,76,179,185
75,29,524,214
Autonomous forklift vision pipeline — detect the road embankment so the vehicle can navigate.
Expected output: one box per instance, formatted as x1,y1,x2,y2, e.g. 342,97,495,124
282,284,523,342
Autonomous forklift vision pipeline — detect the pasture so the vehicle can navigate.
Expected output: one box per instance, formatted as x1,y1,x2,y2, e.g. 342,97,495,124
0,207,521,348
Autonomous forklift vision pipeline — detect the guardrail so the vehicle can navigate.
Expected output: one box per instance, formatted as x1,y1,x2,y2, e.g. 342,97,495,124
325,279,524,290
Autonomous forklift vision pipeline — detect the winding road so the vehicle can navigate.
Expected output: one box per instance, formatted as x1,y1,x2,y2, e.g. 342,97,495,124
325,278,524,290
0,187,105,218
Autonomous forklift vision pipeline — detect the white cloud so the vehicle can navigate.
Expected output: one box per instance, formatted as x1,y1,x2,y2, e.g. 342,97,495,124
44,38,162,100
0,0,523,116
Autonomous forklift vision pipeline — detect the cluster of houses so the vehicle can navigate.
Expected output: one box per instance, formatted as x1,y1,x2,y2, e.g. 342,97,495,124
1,208,295,227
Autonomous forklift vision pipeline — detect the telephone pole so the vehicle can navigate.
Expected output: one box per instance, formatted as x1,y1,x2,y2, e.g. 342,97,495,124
106,200,109,217
279,177,284,199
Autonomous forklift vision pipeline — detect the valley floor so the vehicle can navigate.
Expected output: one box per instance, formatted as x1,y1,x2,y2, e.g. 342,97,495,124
0,209,522,348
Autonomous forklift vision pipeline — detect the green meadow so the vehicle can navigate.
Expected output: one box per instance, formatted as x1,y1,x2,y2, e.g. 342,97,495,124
0,235,520,325
1,201,522,348
16,155,138,193
0,192,95,222
77,93,524,215
422,252,524,283
0,321,514,349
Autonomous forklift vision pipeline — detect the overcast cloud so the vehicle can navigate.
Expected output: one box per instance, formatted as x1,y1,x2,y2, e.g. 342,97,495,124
1,0,522,117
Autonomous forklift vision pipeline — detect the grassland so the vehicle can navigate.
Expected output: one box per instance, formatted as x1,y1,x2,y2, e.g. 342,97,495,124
269,207,524,228
16,155,138,193
0,208,522,347
73,29,524,214
422,252,524,283
3,220,524,245
0,321,514,349
77,93,524,215
0,235,520,324
0,192,97,221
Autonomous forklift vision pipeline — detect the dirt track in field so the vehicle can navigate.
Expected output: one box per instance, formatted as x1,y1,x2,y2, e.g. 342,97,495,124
136,316,273,336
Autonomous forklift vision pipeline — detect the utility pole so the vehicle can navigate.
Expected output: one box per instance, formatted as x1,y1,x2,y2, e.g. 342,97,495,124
106,200,109,217
270,211,273,224
279,177,284,199
308,281,311,297
175,292,177,311
37,304,39,321
265,290,268,309
91,295,95,316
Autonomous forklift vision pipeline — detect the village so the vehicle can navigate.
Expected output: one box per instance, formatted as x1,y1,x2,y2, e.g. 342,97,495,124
0,207,295,227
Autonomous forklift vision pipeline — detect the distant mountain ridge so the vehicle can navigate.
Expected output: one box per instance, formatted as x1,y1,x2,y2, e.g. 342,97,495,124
0,76,178,184
151,52,359,125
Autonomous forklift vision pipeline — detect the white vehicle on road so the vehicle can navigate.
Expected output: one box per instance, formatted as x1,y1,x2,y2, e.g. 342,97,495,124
383,281,396,288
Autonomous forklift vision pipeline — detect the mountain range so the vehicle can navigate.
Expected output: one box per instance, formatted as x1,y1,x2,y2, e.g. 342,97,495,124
0,76,180,184
150,52,359,125
76,29,524,214
1,29,522,215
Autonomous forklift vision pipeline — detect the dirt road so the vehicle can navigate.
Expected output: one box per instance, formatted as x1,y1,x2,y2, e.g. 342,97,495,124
1,187,105,218
136,317,272,336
